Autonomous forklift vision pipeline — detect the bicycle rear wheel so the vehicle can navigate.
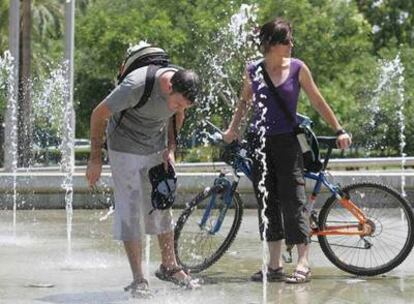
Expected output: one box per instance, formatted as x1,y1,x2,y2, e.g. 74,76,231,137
318,182,414,276
174,187,243,273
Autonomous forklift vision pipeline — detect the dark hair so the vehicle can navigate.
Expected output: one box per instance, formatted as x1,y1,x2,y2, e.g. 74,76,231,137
171,69,200,104
259,18,292,53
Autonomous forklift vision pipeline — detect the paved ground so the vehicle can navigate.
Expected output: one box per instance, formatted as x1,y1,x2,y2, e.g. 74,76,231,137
1,209,414,304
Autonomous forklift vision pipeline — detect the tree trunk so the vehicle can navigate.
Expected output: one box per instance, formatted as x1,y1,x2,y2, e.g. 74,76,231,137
18,0,32,167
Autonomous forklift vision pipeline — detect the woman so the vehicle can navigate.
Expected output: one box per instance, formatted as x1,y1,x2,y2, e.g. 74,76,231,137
223,18,351,284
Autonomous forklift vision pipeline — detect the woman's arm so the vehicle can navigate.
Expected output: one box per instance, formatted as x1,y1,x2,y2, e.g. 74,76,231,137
299,63,351,149
223,70,253,143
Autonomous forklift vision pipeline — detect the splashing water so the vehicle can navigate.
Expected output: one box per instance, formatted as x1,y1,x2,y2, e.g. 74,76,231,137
251,64,272,302
195,5,271,301
368,54,406,196
196,4,259,136
0,51,19,238
61,59,76,259
21,60,75,257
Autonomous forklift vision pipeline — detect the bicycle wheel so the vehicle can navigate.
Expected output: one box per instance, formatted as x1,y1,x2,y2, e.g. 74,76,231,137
174,187,243,273
318,182,414,276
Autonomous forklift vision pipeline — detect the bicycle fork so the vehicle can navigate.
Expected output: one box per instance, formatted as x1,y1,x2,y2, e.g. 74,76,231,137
198,173,235,235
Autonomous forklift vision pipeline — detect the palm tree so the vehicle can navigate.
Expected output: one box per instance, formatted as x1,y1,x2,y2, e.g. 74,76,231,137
19,0,84,166
0,0,9,52
18,0,32,166
14,0,94,166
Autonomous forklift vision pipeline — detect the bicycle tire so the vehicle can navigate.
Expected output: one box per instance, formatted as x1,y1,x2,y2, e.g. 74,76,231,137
318,182,414,276
174,187,243,273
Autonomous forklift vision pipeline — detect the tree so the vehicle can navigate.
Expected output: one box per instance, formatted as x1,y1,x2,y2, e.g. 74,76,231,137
0,0,8,53
259,0,381,151
18,0,33,166
355,0,414,51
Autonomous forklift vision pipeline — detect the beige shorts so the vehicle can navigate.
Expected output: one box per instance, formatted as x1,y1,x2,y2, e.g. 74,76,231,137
108,149,174,241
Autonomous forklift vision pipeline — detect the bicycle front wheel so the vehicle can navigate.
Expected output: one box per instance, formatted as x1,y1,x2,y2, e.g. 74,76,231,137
174,187,243,273
318,182,414,276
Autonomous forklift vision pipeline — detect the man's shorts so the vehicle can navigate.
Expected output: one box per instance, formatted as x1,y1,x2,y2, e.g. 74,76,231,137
108,149,174,241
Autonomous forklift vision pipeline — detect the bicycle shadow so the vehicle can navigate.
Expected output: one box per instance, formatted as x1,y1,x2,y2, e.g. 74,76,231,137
194,271,251,285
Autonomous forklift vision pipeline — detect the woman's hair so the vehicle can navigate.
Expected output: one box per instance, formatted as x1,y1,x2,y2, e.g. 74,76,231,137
259,18,292,53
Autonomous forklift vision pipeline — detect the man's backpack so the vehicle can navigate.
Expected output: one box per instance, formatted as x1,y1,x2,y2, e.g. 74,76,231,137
106,43,178,149
117,43,171,111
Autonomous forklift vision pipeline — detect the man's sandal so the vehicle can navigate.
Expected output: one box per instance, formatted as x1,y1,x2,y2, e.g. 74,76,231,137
285,269,311,284
155,264,200,289
124,278,152,298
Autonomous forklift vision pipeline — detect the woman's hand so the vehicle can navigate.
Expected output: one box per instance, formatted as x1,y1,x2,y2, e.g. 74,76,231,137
337,133,352,150
222,129,238,143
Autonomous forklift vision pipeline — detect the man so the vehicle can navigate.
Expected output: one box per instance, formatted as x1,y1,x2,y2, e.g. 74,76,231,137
86,63,200,294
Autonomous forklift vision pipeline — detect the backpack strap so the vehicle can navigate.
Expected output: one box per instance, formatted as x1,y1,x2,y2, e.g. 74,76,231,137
133,64,159,109
259,61,297,127
113,64,161,131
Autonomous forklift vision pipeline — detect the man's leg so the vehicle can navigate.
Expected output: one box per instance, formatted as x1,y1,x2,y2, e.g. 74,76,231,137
123,240,144,281
157,230,188,280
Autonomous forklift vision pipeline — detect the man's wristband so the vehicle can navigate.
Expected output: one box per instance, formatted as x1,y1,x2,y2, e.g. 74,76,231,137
335,129,347,136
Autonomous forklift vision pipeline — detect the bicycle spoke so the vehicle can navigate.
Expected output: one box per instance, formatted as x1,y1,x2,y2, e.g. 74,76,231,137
174,191,243,272
318,183,414,276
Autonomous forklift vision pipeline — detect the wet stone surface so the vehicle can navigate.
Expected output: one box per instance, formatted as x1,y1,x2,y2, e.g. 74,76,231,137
1,209,414,304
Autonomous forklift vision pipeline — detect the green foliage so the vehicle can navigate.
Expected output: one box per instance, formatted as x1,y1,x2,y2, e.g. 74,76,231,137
1,0,414,161
0,0,8,53
178,145,222,163
356,0,414,51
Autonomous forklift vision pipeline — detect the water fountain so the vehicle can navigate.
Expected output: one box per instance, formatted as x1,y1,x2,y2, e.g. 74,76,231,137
1,2,413,304
367,53,407,196
194,4,275,301
0,50,18,238
196,4,259,128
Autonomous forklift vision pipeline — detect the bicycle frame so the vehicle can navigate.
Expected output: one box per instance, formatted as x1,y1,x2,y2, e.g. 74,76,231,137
305,170,371,237
198,149,252,235
200,136,371,238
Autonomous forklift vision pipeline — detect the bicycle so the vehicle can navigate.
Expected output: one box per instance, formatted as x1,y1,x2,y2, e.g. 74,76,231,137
174,121,414,276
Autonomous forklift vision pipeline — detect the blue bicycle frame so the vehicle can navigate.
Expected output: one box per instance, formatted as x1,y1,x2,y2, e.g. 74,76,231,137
198,136,339,235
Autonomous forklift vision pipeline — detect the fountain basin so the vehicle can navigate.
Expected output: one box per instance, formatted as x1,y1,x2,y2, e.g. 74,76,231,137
0,167,413,209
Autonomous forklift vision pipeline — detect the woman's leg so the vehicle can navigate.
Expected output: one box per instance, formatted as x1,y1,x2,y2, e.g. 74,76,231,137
250,135,285,275
271,134,311,272
268,240,284,269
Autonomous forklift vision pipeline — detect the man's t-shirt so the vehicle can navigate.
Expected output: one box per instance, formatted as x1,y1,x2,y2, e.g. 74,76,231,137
104,66,176,155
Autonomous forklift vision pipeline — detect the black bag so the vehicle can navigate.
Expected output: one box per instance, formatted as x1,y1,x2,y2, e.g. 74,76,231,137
295,115,322,172
148,162,177,214
260,62,322,172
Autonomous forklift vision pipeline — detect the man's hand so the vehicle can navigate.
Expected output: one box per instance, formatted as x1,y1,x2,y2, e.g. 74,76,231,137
162,149,175,171
86,160,103,188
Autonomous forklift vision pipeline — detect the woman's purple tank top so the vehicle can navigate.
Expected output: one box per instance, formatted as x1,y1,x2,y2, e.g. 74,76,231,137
247,58,303,135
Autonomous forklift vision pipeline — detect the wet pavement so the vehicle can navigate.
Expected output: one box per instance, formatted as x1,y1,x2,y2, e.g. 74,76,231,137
1,209,414,304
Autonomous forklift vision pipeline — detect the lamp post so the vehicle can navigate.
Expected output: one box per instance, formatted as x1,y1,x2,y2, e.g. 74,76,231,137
4,0,20,171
